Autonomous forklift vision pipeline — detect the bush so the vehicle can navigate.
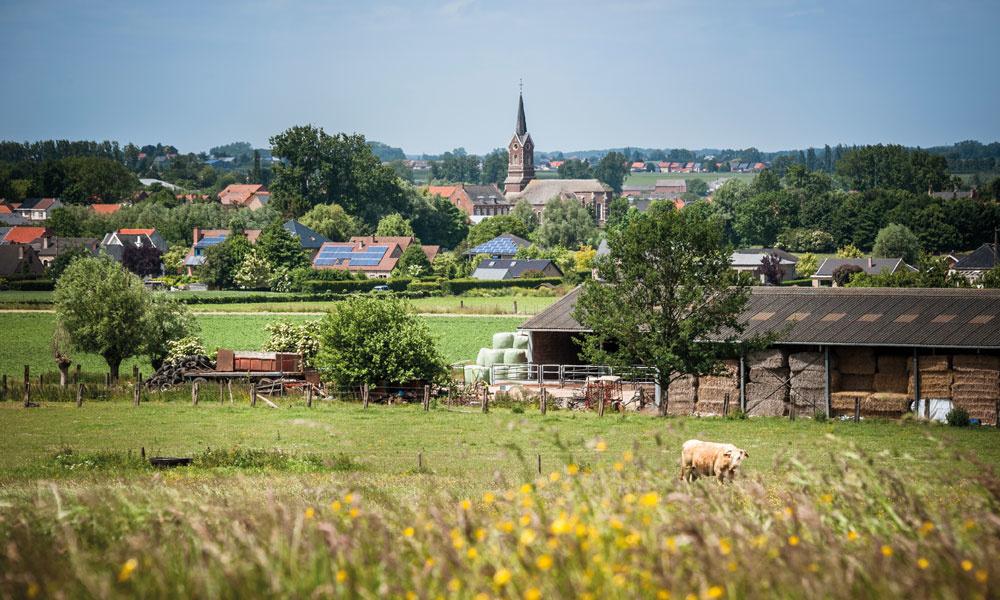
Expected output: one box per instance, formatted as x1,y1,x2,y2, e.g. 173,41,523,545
946,407,970,427
441,277,563,294
2,278,55,291
832,264,864,286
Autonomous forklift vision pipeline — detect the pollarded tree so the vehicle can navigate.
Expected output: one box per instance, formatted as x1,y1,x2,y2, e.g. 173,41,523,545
509,199,539,232
54,257,149,380
376,213,415,238
299,203,360,242
593,152,629,195
315,296,446,386
872,223,920,264
396,243,431,277
573,203,752,416
536,197,598,248
143,293,199,370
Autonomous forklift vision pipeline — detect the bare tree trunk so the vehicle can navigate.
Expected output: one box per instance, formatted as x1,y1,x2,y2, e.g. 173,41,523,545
659,378,669,417
57,360,71,387
107,357,121,382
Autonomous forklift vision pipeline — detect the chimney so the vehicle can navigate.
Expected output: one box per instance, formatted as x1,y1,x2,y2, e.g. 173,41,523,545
42,236,49,250
867,257,873,270
18,245,24,260
193,227,201,243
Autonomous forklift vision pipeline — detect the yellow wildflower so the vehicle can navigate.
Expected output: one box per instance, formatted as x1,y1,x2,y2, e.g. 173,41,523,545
846,530,858,541
640,492,660,507
453,537,465,549
475,527,487,541
330,500,342,512
964,519,976,531
975,570,988,583
520,483,533,494
483,491,496,505
549,471,561,482
460,499,472,511
595,439,608,452
623,449,634,462
519,529,537,545
807,563,818,573
494,568,512,586
405,592,416,600
117,558,138,583
624,532,641,547
624,493,636,505
719,538,732,555
467,548,479,559
727,561,738,572
336,570,348,583
348,508,360,518
567,464,579,475
820,494,833,504
498,520,515,533
610,518,624,530
788,535,800,546
26,583,39,599
344,493,355,504
919,521,934,535
537,554,553,570
448,579,462,592
613,461,624,471
550,515,571,535
917,558,929,570
403,527,415,538
881,545,893,557
783,507,794,518
474,594,489,600
707,586,724,599
657,590,671,600
612,574,626,587
962,560,974,572
525,588,541,600
304,507,315,519
519,514,532,527
425,558,435,568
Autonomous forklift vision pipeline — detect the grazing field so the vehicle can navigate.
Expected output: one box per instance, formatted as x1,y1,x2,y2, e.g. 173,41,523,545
0,312,522,378
0,403,997,598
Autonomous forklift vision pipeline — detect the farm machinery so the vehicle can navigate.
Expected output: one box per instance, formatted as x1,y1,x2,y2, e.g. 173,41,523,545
145,349,322,398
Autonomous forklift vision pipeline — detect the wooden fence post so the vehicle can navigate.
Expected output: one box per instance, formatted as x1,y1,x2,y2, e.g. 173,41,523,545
76,383,83,407
192,382,199,406
218,381,224,404
854,397,861,423
227,380,234,404
513,300,518,314
362,384,369,409
132,365,139,384
105,373,111,386
418,451,423,470
23,365,30,408
423,385,430,411
540,388,547,415
133,378,140,406
537,454,542,475
481,387,489,414
599,393,605,417
250,382,257,407
1,374,6,402
307,385,313,408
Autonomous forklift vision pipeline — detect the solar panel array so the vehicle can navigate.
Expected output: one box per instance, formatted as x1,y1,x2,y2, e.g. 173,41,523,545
468,236,522,256
194,235,227,249
314,244,389,267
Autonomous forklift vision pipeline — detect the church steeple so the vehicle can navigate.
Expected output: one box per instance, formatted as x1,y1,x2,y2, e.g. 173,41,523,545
504,89,535,194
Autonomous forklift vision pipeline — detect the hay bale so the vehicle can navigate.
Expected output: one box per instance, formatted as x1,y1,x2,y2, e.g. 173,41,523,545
512,334,530,350
837,347,876,375
789,385,825,410
503,349,528,364
839,374,874,392
789,352,824,373
831,391,870,412
917,355,950,372
877,354,909,374
746,382,787,417
908,371,952,398
748,349,786,370
862,393,911,414
873,372,908,393
666,377,697,415
492,332,515,349
749,367,788,384
478,348,507,367
953,355,1000,372
464,365,487,383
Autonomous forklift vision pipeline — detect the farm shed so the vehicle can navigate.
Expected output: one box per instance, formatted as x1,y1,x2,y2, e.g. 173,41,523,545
518,287,1000,423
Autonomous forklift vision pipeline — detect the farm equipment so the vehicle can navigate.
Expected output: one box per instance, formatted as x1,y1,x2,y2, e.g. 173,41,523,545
145,349,322,399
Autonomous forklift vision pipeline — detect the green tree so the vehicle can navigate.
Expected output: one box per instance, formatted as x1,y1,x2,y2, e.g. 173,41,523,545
396,244,432,276
593,152,629,194
605,197,630,230
509,199,539,232
836,145,950,193
796,253,818,278
269,126,409,223
376,213,415,237
262,319,321,367
573,203,752,416
299,203,360,242
387,160,414,183
733,191,786,246
233,248,274,290
685,179,709,196
256,221,308,270
55,257,145,379
315,296,446,386
836,244,864,258
143,293,199,369
431,150,481,183
409,192,469,249
463,215,532,248
200,235,252,289
480,149,509,185
46,207,83,236
536,197,598,248
872,223,920,264
557,159,592,179
161,244,189,275
47,246,92,280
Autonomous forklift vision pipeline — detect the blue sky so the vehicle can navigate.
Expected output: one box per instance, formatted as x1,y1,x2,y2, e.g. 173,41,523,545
1,0,998,155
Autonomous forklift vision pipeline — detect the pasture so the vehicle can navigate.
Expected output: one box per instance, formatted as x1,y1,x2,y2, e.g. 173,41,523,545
0,402,998,597
0,312,522,378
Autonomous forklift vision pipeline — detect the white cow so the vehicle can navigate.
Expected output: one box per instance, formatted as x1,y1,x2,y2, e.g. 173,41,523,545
679,439,749,483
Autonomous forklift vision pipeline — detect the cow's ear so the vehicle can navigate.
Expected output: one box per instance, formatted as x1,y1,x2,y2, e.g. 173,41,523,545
723,450,733,457
743,450,749,457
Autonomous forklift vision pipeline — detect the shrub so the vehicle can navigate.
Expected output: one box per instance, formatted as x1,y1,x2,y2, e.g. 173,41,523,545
946,407,971,427
832,264,864,286
441,277,563,294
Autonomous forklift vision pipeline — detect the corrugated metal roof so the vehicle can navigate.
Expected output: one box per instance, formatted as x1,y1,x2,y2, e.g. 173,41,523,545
520,286,1000,349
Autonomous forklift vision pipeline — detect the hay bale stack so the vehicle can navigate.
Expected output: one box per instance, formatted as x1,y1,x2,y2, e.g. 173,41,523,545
950,355,999,425
872,353,909,393
666,375,697,416
789,352,834,412
748,349,786,370
746,381,787,416
863,393,911,417
839,373,874,392
696,360,739,416
907,356,952,399
831,391,870,413
492,332,515,349
877,354,909,374
837,348,876,375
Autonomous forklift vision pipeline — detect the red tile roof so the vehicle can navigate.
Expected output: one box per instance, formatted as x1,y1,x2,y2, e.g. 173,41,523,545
427,185,458,198
91,203,122,215
4,226,49,244
0,205,11,214
218,184,267,206
119,228,156,236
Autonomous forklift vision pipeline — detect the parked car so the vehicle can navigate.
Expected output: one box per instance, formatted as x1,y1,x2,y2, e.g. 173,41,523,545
372,285,391,292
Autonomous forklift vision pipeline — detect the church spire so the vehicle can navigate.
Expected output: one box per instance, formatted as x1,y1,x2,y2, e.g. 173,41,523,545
515,92,527,137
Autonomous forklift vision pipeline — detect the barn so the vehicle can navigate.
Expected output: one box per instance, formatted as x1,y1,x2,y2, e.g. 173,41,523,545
518,286,1000,423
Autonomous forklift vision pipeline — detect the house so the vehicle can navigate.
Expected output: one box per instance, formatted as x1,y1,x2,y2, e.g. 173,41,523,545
311,236,439,278
811,257,915,287
471,258,563,280
931,187,977,200
950,243,998,282
465,234,532,259
630,161,646,172
0,244,45,279
176,194,210,203
653,179,687,197
35,237,99,267
730,248,799,283
428,183,511,223
183,228,263,275
1,226,51,246
90,203,123,216
217,184,270,210
100,229,169,263
283,219,329,257
14,198,62,221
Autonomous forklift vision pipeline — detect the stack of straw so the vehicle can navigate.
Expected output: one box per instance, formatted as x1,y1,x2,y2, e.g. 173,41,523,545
788,352,834,412
746,349,788,417
666,374,698,416
696,359,739,416
951,355,999,425
873,354,909,394
908,355,952,399
837,347,875,393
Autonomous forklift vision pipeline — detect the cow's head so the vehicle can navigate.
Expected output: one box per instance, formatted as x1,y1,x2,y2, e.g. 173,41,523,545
724,448,749,468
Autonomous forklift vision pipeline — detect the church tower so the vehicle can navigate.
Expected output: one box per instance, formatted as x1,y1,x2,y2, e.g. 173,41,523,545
503,92,535,194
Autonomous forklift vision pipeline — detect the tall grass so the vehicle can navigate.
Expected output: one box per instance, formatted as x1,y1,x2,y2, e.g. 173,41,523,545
1,441,996,598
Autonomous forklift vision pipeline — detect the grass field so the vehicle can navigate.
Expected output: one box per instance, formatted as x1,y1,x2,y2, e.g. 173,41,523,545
0,312,523,379
1,403,998,597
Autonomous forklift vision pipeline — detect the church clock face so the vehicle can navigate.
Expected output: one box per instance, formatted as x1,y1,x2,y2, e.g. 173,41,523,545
512,143,519,151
